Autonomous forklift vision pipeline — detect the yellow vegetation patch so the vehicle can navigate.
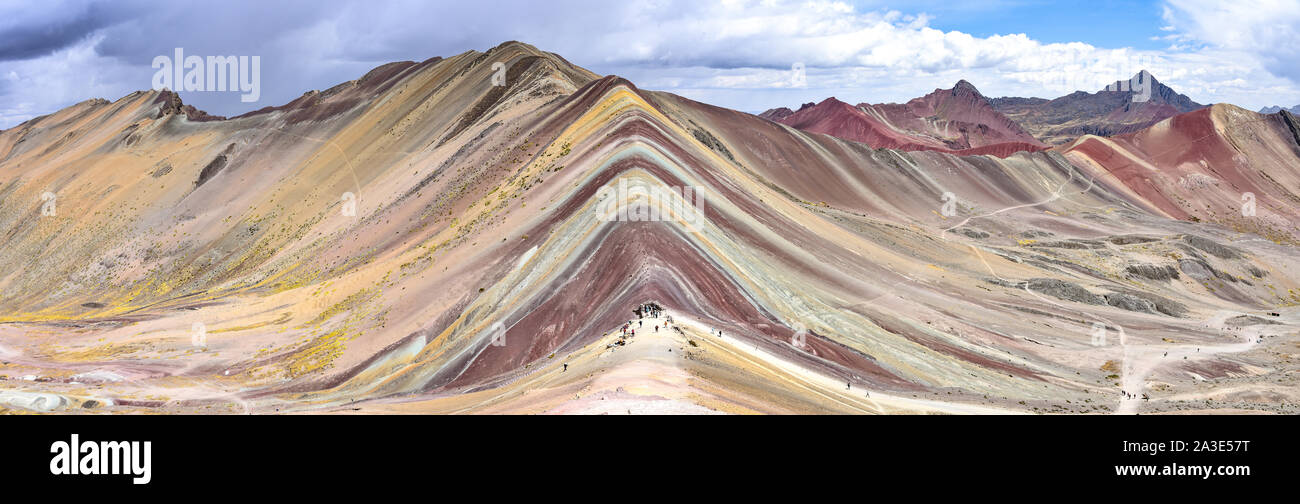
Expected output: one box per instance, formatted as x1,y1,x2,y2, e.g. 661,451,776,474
285,327,350,378
210,312,293,334
281,287,381,378
38,341,151,363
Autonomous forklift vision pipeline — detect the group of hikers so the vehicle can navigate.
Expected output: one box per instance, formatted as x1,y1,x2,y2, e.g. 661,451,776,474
611,303,660,348
608,303,873,398
638,302,673,333
1121,390,1150,402
622,302,674,337
634,303,664,320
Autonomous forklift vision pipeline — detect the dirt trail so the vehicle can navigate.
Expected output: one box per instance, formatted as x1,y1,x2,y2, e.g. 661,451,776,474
1116,309,1283,414
337,309,1024,414
670,315,1023,414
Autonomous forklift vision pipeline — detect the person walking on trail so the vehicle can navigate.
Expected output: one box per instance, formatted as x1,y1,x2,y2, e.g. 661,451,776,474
654,325,658,332
639,320,642,327
563,363,568,372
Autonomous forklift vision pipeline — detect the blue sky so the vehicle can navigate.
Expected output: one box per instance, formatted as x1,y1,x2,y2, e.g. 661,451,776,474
919,0,1168,48
1,0,1297,128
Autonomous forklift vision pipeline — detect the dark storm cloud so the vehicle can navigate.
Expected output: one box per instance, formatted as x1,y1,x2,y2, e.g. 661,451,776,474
0,1,131,60
11,0,628,119
90,1,330,61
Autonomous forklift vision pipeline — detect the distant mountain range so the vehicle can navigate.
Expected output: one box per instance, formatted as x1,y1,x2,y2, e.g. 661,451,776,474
991,71,1204,145
1260,104,1300,114
760,80,1045,157
763,71,1207,151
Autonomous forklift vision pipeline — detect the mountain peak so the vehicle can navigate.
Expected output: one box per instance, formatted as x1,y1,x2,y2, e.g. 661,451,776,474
488,40,540,54
990,70,1204,144
152,89,225,122
818,96,849,107
1101,70,1163,94
947,79,985,102
953,79,980,93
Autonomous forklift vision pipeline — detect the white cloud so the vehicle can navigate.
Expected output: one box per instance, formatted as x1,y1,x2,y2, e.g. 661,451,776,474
1161,0,1300,86
584,0,1299,111
0,33,140,128
1,0,1298,129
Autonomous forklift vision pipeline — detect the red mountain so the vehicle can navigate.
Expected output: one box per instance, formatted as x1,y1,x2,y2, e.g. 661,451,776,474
1064,104,1300,242
761,80,1046,157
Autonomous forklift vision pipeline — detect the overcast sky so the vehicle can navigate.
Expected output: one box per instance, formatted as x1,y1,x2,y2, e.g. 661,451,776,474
2,0,1298,129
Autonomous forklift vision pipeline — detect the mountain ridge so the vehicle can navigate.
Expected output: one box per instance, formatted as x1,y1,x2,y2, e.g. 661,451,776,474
2,42,1298,415
990,70,1205,145
761,80,1046,157
1260,104,1300,114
